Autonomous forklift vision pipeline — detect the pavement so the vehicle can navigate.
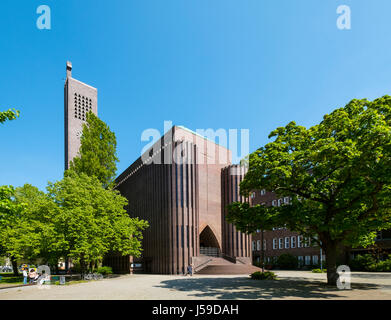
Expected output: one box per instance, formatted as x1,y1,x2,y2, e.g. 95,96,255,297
0,271,390,300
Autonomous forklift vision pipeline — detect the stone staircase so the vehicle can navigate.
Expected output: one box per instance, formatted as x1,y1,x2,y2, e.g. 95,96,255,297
195,257,262,275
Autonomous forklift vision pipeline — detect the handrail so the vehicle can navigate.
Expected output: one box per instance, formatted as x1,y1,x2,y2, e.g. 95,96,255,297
194,258,213,272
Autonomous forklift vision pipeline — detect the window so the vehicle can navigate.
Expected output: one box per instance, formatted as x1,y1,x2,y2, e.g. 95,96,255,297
256,240,261,251
284,197,290,204
251,192,256,199
261,189,266,195
285,237,290,249
297,236,303,248
272,200,277,207
279,238,283,249
305,256,311,265
263,240,267,250
304,237,310,248
312,255,319,265
256,229,261,233
278,199,283,206
273,238,277,250
291,236,296,248
298,256,304,266
252,241,256,251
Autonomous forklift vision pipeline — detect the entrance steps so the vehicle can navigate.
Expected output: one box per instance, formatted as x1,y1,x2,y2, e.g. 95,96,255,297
194,257,262,275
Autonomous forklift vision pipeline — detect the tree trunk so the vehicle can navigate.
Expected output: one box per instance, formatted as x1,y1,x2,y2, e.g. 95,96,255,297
11,257,18,276
80,256,86,278
325,242,339,286
261,230,265,273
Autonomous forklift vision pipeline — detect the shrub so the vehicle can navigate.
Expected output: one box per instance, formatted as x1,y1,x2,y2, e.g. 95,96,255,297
312,268,327,273
349,254,375,271
276,254,298,270
349,254,391,272
250,271,277,280
96,266,113,276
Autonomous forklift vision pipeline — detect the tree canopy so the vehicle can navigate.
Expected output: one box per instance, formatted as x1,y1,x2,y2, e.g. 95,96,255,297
228,95,391,285
69,112,119,188
0,109,19,124
0,185,29,275
46,172,148,272
0,175,149,274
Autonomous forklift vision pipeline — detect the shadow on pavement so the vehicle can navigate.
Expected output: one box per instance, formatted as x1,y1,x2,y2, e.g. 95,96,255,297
154,276,381,300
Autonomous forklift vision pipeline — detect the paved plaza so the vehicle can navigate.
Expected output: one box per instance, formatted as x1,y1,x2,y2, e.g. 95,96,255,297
0,271,390,300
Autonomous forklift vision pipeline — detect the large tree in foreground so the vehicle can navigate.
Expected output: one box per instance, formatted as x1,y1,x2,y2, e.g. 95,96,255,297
228,96,391,286
69,112,119,188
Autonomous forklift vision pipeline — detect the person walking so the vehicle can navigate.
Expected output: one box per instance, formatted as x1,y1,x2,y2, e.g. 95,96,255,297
186,264,193,276
22,268,28,285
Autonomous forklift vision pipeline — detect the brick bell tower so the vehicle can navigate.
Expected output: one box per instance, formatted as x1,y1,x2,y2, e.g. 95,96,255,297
64,61,98,170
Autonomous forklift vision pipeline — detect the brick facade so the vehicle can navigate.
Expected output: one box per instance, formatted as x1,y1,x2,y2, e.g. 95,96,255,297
113,127,251,274
250,190,325,268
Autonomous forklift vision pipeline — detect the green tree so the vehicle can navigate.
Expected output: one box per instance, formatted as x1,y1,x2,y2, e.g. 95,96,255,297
0,109,19,124
46,172,148,275
227,202,277,272
14,184,61,268
69,112,119,188
229,96,391,285
0,185,27,275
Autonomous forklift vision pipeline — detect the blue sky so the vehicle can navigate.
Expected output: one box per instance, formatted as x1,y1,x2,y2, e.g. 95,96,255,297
1,0,391,191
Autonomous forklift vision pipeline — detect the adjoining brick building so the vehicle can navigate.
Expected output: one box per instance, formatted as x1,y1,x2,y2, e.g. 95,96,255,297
250,189,391,268
249,189,326,268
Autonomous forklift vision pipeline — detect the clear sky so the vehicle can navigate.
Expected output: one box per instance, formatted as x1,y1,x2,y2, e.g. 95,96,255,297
1,0,391,191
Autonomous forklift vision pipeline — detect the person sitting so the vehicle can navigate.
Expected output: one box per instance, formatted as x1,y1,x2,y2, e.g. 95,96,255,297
28,268,38,284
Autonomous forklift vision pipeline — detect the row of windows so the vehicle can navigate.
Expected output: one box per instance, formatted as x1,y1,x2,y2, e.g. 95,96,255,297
251,189,267,199
252,240,267,251
256,255,325,266
272,197,291,207
252,236,311,251
272,236,310,249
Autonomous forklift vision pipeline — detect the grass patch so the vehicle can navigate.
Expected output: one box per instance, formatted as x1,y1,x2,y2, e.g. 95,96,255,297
312,268,327,273
52,279,88,286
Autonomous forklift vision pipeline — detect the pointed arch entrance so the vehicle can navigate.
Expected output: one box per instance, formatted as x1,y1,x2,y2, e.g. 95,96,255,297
199,225,220,257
